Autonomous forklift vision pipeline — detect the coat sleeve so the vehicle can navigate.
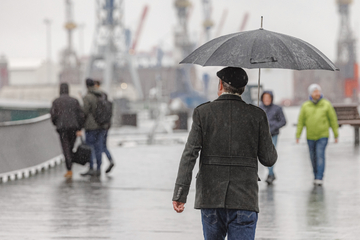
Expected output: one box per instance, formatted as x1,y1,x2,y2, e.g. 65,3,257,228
257,113,277,167
275,106,287,130
296,104,306,139
75,100,85,130
82,95,91,117
172,108,202,203
50,100,58,126
327,103,339,139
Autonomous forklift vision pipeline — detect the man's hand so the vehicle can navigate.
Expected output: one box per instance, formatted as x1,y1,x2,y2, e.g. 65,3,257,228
335,138,338,144
76,131,82,137
173,201,185,213
296,138,299,144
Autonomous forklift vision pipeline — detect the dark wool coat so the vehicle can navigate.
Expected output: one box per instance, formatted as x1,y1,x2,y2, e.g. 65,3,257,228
50,94,84,132
172,94,277,212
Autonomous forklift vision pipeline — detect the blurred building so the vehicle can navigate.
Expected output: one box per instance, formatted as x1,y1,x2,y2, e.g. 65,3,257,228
0,55,9,89
8,59,59,86
293,0,358,105
293,70,341,104
89,64,197,101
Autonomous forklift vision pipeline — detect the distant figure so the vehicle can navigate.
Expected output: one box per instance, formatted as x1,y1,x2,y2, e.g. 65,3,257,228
296,84,339,186
94,80,114,173
172,67,277,240
50,83,84,179
80,79,109,177
260,91,286,185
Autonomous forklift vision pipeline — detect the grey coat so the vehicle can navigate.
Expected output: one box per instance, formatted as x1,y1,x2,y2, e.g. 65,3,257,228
172,94,277,212
83,87,109,130
260,91,286,136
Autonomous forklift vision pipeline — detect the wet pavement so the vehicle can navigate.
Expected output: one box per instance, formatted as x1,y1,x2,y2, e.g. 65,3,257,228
1,107,360,239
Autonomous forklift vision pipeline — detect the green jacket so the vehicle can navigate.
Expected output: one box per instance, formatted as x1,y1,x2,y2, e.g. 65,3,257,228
83,87,108,130
296,98,339,140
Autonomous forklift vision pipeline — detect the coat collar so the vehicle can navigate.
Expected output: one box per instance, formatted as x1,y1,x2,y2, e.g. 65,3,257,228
215,94,244,102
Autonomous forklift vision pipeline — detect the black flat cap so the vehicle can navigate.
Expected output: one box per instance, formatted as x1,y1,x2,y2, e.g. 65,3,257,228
217,67,248,88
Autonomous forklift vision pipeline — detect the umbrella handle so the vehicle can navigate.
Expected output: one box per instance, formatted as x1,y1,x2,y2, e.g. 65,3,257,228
257,68,261,107
257,16,263,107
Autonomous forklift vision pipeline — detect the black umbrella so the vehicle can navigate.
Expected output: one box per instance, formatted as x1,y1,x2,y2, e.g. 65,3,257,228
180,20,339,105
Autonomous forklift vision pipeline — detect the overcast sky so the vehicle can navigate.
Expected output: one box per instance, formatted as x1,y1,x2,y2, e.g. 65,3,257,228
0,0,359,63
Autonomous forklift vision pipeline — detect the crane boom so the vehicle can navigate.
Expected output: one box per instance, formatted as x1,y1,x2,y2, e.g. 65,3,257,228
239,12,249,32
215,9,228,37
131,5,149,52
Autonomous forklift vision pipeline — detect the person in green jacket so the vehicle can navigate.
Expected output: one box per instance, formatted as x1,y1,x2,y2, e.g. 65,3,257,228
296,84,338,186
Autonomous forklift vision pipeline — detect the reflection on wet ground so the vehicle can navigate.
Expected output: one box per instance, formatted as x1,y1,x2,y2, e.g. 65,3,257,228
1,107,360,239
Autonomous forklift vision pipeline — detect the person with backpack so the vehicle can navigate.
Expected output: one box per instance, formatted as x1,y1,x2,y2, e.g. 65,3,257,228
94,80,114,173
50,83,85,179
80,78,110,177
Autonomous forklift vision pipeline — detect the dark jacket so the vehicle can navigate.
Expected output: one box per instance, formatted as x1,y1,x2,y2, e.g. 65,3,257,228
50,94,84,132
83,87,109,130
172,94,277,212
260,91,286,136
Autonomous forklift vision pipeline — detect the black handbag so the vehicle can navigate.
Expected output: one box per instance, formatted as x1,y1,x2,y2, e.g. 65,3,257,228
73,137,91,165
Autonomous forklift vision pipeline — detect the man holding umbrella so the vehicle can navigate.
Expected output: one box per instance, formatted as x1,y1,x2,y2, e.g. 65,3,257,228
172,67,277,240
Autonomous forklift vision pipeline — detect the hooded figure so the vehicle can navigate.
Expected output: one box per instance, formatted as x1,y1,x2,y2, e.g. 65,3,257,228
51,83,84,132
50,83,85,178
260,90,286,184
260,91,287,137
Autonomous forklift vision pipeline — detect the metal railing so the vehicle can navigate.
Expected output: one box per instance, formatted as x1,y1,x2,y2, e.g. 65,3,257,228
0,114,63,183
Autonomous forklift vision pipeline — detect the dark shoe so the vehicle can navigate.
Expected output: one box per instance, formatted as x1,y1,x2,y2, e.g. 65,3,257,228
105,162,115,173
80,169,94,177
265,175,276,185
93,169,101,177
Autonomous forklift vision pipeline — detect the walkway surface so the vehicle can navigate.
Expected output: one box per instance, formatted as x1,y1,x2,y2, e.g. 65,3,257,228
1,107,360,239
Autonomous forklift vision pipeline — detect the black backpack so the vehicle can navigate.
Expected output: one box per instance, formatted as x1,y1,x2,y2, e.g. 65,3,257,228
93,93,113,126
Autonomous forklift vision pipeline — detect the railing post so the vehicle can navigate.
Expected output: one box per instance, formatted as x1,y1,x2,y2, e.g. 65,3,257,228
355,126,359,146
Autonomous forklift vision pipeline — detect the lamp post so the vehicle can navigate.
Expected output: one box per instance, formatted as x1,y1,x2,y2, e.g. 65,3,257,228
44,18,52,84
78,23,85,58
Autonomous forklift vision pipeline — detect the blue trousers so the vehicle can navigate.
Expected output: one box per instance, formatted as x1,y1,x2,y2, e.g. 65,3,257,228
201,208,258,240
268,135,278,176
85,129,106,170
103,130,113,162
307,138,328,180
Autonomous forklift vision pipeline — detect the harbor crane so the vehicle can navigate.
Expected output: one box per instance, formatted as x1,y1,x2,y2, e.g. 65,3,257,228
86,0,143,99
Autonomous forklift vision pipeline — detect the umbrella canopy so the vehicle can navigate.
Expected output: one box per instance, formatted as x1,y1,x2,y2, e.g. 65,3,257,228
180,28,338,71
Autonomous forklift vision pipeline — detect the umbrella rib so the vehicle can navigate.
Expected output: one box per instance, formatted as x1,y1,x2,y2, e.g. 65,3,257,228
273,34,301,70
202,32,243,66
274,32,338,71
249,32,260,65
295,38,338,70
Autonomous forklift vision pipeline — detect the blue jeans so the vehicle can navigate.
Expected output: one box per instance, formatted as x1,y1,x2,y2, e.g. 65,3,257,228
201,208,258,240
307,138,328,180
103,130,113,162
85,129,106,170
268,135,278,176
